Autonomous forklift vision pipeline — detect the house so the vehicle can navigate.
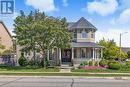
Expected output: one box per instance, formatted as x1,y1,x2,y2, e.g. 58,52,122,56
58,17,103,66
121,47,130,53
0,21,13,64
16,17,103,66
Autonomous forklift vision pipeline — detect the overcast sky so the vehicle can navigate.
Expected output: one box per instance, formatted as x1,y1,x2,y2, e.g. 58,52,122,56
0,0,130,47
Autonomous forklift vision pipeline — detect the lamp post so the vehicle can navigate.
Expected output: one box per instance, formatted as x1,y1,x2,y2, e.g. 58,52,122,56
119,32,128,61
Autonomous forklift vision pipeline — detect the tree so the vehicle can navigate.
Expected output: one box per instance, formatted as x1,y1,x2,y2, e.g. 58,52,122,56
0,37,5,55
0,44,5,50
14,10,39,62
127,51,130,58
98,38,127,61
0,37,5,50
14,10,71,68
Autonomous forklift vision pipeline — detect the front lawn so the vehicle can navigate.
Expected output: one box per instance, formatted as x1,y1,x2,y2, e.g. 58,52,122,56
71,69,130,73
0,66,59,72
0,72,130,76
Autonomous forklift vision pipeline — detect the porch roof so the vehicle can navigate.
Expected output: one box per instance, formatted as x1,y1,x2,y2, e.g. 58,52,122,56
71,42,103,48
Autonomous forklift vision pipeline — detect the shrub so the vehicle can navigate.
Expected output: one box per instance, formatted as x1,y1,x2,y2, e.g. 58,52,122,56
89,61,93,66
126,61,130,66
18,56,28,67
108,61,121,70
108,59,116,65
79,61,88,68
121,64,130,70
95,61,99,66
83,61,88,66
99,60,108,67
79,62,84,66
28,59,35,66
89,61,98,66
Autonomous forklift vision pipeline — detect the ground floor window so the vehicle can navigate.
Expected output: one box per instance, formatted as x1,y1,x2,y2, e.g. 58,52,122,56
74,48,77,58
73,47,99,59
81,48,86,58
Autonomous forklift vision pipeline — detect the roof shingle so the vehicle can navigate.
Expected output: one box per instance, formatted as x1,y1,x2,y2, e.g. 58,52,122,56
69,17,97,30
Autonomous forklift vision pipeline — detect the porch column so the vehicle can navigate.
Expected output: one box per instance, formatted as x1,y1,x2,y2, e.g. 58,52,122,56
95,48,97,60
59,48,61,64
96,49,99,60
72,47,74,60
95,48,96,60
47,50,50,61
93,47,95,60
101,48,103,59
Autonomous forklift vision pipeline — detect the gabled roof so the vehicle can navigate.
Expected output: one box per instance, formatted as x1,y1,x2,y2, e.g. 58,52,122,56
69,17,97,31
0,21,12,38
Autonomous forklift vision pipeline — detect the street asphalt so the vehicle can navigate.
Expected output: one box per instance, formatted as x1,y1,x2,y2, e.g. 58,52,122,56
0,76,130,87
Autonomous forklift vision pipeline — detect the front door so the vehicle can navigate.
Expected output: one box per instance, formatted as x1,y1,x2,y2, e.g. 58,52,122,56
61,49,71,63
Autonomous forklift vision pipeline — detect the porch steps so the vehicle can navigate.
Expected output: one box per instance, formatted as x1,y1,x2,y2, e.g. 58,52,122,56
60,64,72,73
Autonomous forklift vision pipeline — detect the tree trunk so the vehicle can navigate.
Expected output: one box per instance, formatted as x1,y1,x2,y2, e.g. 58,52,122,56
47,49,49,61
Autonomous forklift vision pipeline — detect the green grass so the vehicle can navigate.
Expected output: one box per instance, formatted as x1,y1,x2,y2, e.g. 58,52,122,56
0,72,130,77
71,69,130,73
0,66,59,72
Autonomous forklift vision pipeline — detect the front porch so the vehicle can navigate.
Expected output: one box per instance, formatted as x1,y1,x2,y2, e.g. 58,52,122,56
59,47,103,66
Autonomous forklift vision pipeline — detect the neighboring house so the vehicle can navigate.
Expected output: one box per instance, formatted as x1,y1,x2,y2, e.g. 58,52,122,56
16,17,103,66
0,21,13,52
121,47,130,53
0,21,13,65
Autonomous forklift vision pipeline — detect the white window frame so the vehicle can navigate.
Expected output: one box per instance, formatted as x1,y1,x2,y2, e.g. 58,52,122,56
81,30,87,38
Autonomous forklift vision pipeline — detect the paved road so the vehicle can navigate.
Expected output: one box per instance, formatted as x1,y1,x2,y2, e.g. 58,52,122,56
0,77,130,87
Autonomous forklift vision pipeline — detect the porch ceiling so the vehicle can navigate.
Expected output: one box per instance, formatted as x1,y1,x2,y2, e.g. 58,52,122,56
71,42,103,48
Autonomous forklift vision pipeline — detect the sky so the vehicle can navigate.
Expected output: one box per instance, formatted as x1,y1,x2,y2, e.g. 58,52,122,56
0,0,130,47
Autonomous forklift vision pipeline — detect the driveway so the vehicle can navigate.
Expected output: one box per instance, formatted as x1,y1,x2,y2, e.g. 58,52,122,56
0,76,129,87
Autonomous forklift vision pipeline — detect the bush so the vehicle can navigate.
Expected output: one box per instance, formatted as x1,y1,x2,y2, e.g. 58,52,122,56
28,59,35,66
89,61,98,66
79,62,84,66
79,61,88,68
126,61,130,66
121,64,130,70
108,61,121,70
83,61,88,66
95,61,99,66
99,60,108,67
18,56,28,67
89,61,93,66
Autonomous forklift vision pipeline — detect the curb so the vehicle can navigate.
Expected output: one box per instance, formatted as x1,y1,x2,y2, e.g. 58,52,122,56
0,76,129,80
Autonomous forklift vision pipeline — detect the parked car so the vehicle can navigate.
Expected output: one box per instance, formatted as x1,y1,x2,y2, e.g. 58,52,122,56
126,58,130,61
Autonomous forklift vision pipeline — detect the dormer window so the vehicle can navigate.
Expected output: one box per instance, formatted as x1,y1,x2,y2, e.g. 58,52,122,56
81,30,87,38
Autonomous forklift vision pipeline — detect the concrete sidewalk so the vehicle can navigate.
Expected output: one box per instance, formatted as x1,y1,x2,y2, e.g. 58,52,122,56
0,76,129,80
0,72,130,74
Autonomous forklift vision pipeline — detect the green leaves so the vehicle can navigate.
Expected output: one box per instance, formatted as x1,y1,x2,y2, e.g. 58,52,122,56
0,38,5,50
98,39,127,60
14,10,71,65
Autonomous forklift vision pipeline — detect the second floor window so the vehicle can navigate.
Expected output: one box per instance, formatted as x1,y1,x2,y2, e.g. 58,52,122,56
74,32,77,38
91,33,94,38
81,31,87,38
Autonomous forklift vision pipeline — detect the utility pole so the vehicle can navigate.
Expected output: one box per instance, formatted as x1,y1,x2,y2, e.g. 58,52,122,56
119,32,128,61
